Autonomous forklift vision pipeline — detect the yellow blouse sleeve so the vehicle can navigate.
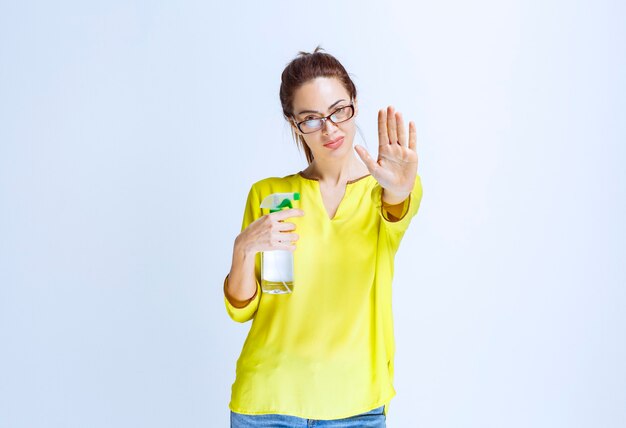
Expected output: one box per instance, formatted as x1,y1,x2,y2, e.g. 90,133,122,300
223,274,262,323
223,184,263,323
371,173,423,235
381,196,411,222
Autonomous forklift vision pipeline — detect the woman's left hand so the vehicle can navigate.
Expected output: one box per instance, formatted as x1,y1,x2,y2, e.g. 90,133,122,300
354,106,418,200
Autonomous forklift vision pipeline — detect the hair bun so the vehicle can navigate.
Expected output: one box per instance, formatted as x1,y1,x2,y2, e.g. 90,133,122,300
298,44,325,57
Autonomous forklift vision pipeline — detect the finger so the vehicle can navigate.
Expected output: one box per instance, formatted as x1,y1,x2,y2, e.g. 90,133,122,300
271,240,297,252
387,106,398,144
281,243,297,252
354,145,379,174
273,236,299,253
276,232,299,243
377,109,389,148
396,111,406,147
277,221,297,231
408,121,417,152
272,208,305,221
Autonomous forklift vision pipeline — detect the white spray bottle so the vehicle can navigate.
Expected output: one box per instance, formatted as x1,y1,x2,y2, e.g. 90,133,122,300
259,192,300,294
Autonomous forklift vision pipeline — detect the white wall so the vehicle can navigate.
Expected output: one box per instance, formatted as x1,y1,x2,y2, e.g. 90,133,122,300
1,1,624,427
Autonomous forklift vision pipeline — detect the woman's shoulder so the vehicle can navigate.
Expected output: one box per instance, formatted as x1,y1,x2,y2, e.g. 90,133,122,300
249,171,304,190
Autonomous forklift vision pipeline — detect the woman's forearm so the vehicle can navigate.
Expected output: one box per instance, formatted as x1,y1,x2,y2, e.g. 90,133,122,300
224,237,258,307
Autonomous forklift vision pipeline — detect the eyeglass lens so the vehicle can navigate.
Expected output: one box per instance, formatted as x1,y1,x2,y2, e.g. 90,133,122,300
299,106,353,133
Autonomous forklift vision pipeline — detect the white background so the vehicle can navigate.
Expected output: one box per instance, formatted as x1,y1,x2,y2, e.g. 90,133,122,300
1,1,624,427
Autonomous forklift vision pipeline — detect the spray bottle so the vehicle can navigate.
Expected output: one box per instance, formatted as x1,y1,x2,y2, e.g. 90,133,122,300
259,192,300,294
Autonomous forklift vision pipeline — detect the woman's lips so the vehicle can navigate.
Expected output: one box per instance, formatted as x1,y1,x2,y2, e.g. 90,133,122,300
323,137,344,149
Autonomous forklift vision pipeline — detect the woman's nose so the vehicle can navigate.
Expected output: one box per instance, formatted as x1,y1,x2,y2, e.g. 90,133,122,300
322,118,338,134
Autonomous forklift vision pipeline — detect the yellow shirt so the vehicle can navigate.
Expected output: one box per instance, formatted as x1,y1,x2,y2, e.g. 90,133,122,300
223,171,423,419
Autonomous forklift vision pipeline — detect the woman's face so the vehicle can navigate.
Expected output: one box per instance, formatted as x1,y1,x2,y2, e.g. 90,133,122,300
290,77,358,160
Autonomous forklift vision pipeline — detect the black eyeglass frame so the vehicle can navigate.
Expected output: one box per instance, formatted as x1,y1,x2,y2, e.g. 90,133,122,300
292,104,355,134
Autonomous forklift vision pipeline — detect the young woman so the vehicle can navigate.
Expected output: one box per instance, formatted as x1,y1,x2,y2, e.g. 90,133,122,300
223,46,422,427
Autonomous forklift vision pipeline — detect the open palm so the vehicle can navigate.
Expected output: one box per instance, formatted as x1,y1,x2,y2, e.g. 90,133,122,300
355,106,419,196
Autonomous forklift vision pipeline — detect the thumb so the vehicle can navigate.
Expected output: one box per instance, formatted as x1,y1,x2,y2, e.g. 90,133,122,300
354,145,378,174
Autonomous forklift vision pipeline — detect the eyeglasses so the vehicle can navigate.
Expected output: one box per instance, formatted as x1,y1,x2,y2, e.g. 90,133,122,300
292,104,355,134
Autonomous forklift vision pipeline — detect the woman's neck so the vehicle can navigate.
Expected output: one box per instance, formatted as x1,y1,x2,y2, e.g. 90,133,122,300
302,155,369,186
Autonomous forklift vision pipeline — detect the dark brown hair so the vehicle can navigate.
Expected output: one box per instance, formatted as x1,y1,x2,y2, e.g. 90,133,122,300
279,45,358,164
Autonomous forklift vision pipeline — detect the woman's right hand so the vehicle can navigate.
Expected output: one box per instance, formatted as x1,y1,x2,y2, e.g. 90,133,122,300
235,208,305,256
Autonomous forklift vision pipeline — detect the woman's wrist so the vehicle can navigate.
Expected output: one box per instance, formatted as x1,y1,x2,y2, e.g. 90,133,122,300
382,188,410,205
234,235,255,259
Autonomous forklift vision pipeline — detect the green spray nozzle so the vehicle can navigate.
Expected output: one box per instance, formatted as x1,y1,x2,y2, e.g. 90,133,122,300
260,192,301,213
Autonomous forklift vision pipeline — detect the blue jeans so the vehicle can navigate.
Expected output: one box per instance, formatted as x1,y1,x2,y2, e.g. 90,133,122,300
230,405,386,427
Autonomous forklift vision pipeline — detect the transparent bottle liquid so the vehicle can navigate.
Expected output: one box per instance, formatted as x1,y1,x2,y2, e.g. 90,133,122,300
259,192,300,294
261,250,294,294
